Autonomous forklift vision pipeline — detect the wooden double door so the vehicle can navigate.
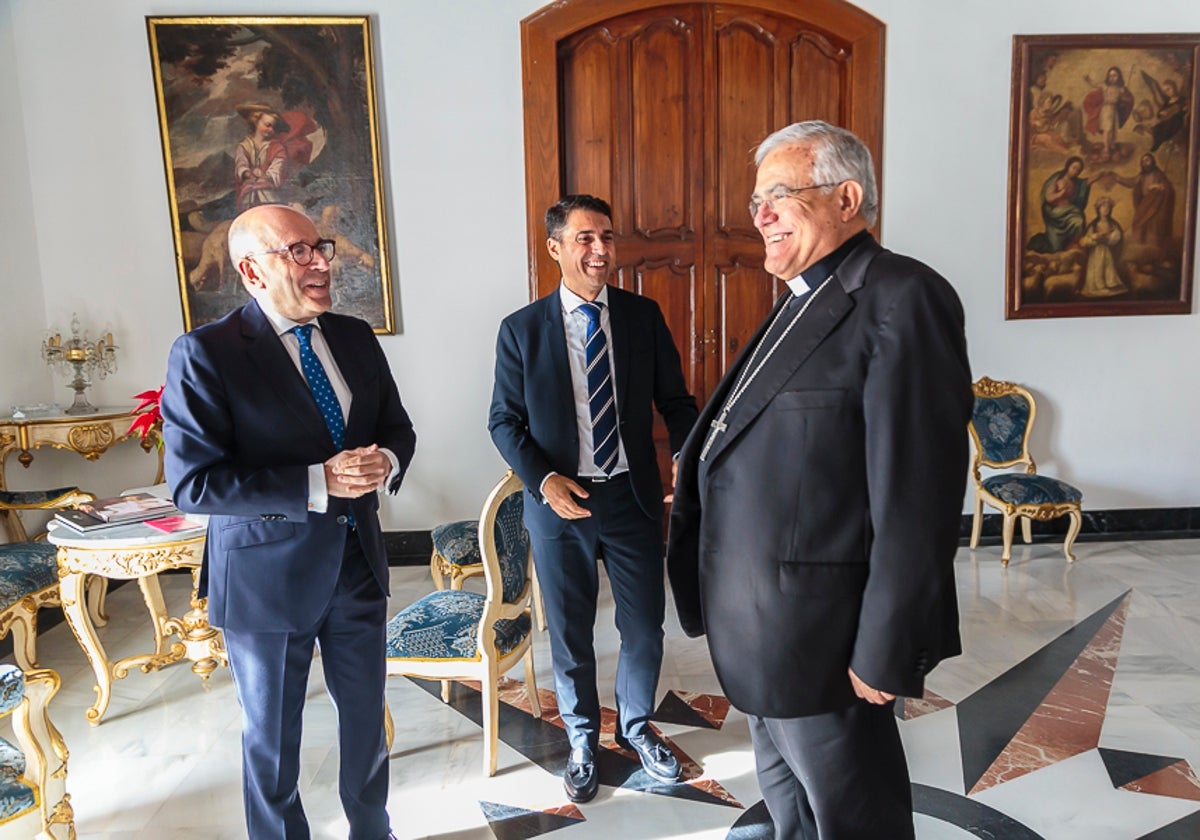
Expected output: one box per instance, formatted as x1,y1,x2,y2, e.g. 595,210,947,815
521,0,884,473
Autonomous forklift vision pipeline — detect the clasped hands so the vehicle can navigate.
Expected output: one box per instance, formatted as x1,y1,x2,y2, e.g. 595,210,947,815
324,444,389,498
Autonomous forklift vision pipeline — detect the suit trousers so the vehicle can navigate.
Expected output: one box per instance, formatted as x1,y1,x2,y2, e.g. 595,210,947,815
530,474,665,751
748,701,914,840
223,529,390,840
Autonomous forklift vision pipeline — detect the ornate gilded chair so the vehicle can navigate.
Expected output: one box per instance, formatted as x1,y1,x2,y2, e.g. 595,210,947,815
0,487,95,668
385,470,542,776
968,377,1083,566
0,664,74,839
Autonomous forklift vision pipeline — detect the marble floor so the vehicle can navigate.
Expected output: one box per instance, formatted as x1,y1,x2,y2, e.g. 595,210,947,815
6,538,1200,839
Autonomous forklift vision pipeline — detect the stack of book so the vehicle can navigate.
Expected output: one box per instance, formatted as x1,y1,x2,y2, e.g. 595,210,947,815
54,492,204,534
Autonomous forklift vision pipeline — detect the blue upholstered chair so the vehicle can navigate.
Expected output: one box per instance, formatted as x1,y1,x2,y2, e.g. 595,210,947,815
0,487,94,668
0,664,74,839
385,470,542,776
968,377,1083,566
429,511,546,632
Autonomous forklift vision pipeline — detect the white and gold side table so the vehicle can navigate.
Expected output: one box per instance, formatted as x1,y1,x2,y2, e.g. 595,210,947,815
47,519,226,725
0,406,163,541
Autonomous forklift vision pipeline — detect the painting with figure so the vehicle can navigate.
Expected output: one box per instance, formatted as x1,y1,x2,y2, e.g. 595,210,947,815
1007,34,1199,319
147,16,394,333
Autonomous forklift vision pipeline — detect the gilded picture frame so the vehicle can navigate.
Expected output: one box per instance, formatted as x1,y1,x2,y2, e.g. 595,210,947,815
146,16,395,333
1006,34,1200,319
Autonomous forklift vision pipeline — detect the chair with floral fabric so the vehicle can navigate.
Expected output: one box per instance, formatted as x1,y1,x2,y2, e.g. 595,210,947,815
0,664,74,839
968,377,1083,566
0,487,95,669
385,470,542,776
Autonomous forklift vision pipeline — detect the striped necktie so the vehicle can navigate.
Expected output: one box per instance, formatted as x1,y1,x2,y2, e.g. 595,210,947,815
579,302,618,474
290,324,345,450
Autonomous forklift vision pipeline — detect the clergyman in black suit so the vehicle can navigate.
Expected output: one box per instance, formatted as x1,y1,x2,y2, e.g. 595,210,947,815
489,195,699,802
667,122,973,838
163,204,415,840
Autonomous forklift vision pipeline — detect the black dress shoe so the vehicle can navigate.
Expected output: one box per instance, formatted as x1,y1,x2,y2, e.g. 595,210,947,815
563,746,599,802
614,728,682,783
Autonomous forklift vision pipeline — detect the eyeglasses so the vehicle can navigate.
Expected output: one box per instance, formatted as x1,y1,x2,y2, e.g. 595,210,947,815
245,239,336,266
748,183,839,218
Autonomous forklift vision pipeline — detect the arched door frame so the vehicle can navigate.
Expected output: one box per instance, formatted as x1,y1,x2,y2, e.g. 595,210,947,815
520,0,885,299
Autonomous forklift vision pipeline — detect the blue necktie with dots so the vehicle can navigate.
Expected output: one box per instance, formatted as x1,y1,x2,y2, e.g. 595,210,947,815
290,324,345,450
579,302,618,475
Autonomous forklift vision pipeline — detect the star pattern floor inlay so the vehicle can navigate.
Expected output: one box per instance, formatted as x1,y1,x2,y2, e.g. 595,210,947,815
7,538,1200,838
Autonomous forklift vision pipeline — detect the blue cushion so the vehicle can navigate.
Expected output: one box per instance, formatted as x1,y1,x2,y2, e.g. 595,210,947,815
0,486,78,507
0,542,57,610
431,520,481,568
973,394,1031,463
0,775,35,822
0,666,23,715
0,737,24,781
982,474,1083,507
386,590,531,662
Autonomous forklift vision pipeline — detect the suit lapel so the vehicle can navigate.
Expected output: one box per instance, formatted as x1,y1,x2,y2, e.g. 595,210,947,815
539,293,574,415
320,314,367,444
606,288,631,412
241,302,332,449
702,277,854,466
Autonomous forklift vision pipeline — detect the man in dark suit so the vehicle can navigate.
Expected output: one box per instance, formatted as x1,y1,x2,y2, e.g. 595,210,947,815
667,122,972,838
489,195,698,802
163,204,415,840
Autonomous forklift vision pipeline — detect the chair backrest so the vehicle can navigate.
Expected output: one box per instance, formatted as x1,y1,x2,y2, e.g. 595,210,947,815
968,377,1036,471
477,470,531,606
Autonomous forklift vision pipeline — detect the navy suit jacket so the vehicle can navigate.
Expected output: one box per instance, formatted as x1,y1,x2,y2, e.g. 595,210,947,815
163,300,416,633
488,285,697,533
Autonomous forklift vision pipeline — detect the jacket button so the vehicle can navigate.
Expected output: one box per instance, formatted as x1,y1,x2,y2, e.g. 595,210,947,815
336,515,349,526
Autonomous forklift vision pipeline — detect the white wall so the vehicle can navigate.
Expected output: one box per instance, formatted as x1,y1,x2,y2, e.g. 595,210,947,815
1,0,1197,528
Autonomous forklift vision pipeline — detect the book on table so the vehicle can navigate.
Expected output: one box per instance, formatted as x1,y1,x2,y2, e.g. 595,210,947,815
53,508,129,533
76,492,178,524
142,514,206,534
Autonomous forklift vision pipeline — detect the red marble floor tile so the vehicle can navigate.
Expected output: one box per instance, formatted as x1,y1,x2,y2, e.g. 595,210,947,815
902,689,954,720
1122,759,1200,801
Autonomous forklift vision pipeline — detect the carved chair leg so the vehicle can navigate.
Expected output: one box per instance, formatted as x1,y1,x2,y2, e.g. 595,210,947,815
1021,516,1033,545
1001,513,1017,567
430,550,446,590
483,664,499,777
9,611,39,670
383,701,394,752
1063,508,1082,563
523,646,541,718
970,493,984,549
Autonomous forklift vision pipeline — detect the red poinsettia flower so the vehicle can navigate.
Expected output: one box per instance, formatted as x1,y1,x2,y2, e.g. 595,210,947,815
128,386,164,445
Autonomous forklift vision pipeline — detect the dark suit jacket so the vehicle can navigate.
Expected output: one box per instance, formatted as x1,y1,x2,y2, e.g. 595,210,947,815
488,285,697,533
666,236,972,718
162,300,416,633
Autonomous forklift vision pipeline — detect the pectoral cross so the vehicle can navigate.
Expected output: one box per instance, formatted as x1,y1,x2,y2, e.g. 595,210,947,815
699,408,730,461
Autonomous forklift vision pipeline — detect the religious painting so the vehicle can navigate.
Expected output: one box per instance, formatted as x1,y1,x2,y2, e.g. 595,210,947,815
1006,34,1200,319
146,16,395,333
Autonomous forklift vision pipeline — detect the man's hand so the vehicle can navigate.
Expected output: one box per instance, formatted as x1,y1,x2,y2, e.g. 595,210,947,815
543,474,591,520
325,444,389,498
664,458,679,503
849,667,896,705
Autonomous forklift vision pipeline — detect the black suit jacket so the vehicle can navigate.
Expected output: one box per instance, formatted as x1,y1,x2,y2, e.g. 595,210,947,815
488,285,697,531
666,236,972,718
163,300,416,632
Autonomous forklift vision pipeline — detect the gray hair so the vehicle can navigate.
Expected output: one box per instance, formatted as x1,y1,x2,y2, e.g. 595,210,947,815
755,121,878,226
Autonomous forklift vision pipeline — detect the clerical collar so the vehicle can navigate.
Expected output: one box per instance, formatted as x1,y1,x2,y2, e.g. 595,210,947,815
792,229,871,292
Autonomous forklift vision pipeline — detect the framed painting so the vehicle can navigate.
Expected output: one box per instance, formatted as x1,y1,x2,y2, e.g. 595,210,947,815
146,16,395,333
1006,34,1200,319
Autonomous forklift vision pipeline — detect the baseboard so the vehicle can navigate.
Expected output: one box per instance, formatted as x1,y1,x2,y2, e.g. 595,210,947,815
961,506,1200,545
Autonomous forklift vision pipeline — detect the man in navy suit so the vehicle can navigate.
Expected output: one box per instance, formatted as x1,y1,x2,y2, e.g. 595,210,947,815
489,195,698,802
163,204,415,840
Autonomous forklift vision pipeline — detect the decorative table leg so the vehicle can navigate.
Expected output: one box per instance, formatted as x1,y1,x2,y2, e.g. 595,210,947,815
161,567,227,678
137,573,171,657
59,571,114,725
